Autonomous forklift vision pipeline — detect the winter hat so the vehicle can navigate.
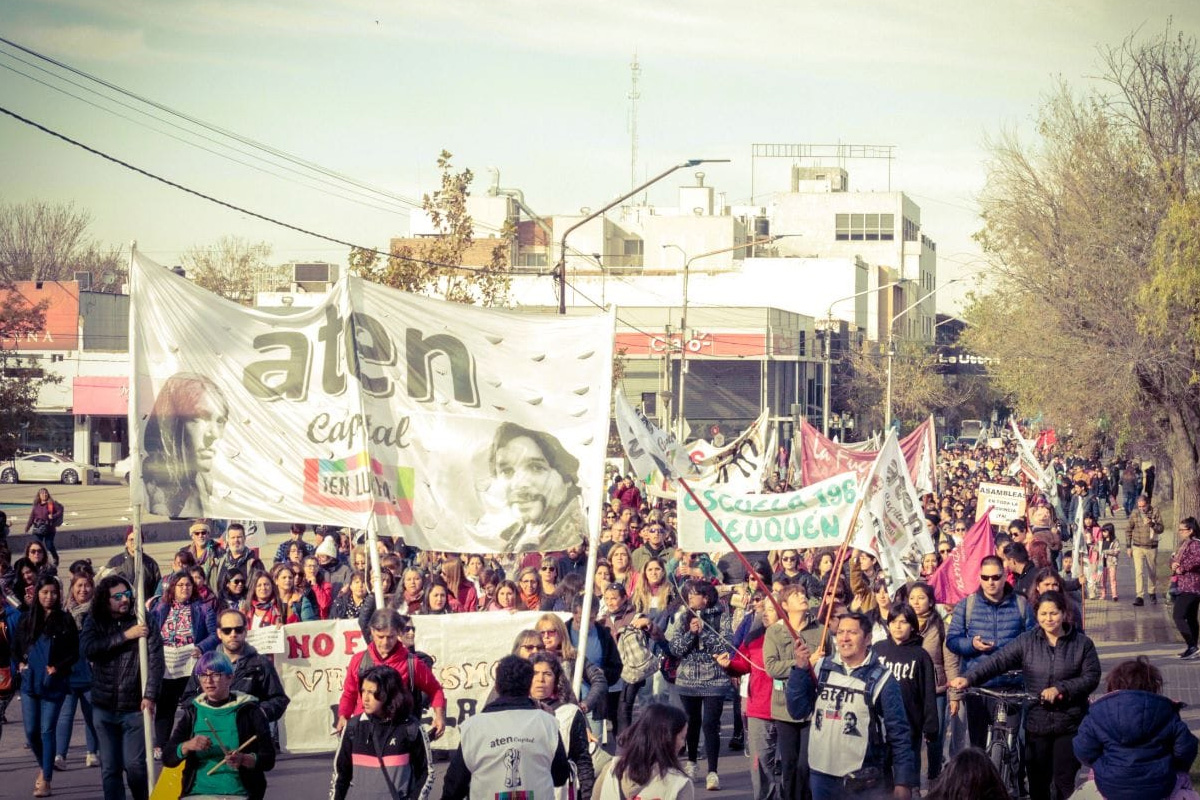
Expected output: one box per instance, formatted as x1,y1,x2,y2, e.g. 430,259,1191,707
315,536,338,559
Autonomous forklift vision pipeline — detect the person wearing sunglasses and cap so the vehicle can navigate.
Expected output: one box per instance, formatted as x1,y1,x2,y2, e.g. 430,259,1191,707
179,609,289,724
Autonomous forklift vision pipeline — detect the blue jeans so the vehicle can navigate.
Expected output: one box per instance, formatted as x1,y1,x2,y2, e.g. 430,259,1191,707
810,770,891,799
57,686,98,757
21,685,66,781
93,706,149,800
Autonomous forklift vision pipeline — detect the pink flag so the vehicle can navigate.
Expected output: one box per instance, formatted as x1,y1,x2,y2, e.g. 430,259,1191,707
928,509,995,606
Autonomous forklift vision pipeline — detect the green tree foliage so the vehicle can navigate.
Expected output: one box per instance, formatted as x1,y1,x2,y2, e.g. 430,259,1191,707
349,151,513,306
964,24,1200,517
0,200,123,288
0,288,58,460
183,236,281,303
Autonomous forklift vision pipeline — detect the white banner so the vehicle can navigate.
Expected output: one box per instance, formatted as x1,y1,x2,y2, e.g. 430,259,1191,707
850,430,931,587
277,612,556,753
676,472,860,553
613,391,699,485
976,482,1026,524
129,252,614,552
685,409,772,495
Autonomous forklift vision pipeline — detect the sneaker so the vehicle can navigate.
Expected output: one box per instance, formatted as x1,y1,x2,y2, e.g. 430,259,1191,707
728,732,744,752
153,747,162,762
85,753,99,768
53,755,66,771
685,761,697,779
1151,594,1158,605
1132,597,1145,607
1188,649,1200,661
706,772,720,791
1113,596,1119,602
1180,646,1198,659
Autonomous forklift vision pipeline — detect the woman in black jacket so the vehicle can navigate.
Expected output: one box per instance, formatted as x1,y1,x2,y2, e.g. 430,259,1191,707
16,574,78,797
872,603,938,773
950,590,1101,800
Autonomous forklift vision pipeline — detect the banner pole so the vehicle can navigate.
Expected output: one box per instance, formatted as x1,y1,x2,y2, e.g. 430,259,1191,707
572,523,601,700
127,242,156,786
365,514,385,607
814,493,868,657
677,478,796,640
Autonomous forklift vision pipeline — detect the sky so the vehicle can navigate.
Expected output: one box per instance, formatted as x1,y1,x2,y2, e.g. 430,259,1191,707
2,0,1196,313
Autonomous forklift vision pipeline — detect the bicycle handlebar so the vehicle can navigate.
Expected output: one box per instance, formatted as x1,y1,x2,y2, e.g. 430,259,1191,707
966,686,1041,704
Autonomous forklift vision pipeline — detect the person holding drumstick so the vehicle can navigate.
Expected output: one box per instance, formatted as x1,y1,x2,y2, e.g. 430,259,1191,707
164,651,275,799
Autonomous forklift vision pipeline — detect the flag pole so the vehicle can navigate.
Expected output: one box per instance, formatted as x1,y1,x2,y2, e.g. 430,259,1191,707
676,478,797,640
814,492,869,656
127,242,156,787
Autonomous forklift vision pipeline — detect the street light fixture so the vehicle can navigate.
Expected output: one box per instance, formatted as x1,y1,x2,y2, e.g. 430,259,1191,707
556,159,731,314
883,277,963,431
661,236,781,440
821,280,905,437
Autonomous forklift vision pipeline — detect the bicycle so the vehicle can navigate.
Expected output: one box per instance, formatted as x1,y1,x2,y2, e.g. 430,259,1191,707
965,684,1041,799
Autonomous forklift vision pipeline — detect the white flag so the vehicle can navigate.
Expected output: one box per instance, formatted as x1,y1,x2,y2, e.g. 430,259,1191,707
850,430,931,587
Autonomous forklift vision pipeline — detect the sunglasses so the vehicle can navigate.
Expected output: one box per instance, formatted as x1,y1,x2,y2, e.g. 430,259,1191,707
230,579,245,585
219,626,246,635
540,566,556,572
979,574,1004,582
781,556,798,562
402,626,416,633
111,590,133,601
938,549,952,555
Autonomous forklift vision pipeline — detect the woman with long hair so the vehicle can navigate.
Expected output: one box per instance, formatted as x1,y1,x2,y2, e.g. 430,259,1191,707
438,557,478,613
55,573,98,769
1170,517,1200,659
488,579,520,612
529,651,595,800
631,557,675,615
925,747,1010,800
535,612,607,724
668,579,732,790
246,570,281,629
23,539,56,577
607,544,637,595
517,567,550,611
16,575,78,797
142,372,229,518
271,563,315,623
217,567,249,613
150,570,217,755
25,488,64,567
596,702,693,799
907,581,954,782
394,568,427,615
417,578,452,616
331,571,371,621
951,591,1101,800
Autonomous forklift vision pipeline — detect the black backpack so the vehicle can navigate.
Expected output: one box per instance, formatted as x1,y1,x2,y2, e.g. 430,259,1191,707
358,649,433,717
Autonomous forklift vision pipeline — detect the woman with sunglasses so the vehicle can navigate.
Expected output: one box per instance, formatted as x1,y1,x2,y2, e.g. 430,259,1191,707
537,557,562,605
22,540,57,577
218,567,249,614
535,613,608,731
16,575,78,796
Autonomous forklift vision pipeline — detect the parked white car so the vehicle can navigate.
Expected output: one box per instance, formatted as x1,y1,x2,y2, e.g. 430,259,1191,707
114,455,133,484
0,452,100,485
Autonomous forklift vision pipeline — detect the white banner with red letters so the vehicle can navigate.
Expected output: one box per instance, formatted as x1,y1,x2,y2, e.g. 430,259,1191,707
277,611,559,753
129,251,613,553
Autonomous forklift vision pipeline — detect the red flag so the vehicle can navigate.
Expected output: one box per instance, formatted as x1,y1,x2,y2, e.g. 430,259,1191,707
928,509,996,606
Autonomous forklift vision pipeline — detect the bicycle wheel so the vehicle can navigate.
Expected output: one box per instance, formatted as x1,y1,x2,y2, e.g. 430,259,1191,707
988,740,1018,796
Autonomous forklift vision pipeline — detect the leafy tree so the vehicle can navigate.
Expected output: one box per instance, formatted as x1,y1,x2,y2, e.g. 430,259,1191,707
0,200,124,287
183,236,281,303
0,287,58,460
964,24,1200,517
349,151,513,306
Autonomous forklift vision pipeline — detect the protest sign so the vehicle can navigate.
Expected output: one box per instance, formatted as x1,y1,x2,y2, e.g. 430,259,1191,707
676,472,859,552
976,482,1026,524
162,644,197,680
276,611,556,753
850,430,931,586
797,417,937,495
245,625,285,655
129,251,614,553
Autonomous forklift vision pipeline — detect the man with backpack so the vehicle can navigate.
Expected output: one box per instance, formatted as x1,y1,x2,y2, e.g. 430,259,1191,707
945,554,1036,749
784,612,917,799
337,609,446,740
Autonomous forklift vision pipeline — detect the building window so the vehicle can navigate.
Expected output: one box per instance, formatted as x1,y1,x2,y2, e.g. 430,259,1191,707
835,213,895,241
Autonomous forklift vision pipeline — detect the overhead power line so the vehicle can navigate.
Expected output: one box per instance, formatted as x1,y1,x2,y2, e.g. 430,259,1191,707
0,104,544,276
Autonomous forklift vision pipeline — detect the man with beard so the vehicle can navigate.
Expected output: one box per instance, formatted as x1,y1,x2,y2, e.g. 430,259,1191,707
179,609,289,723
487,423,586,553
81,576,165,800
212,524,264,591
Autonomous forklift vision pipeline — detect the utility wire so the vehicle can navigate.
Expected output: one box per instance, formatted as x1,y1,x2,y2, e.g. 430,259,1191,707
0,104,545,276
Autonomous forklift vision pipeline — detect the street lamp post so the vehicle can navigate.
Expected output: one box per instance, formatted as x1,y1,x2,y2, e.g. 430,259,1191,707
662,236,781,440
883,278,962,431
821,280,905,437
556,158,730,314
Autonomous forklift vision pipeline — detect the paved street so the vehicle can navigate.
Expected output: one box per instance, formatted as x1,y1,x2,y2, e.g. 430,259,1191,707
1,482,1196,797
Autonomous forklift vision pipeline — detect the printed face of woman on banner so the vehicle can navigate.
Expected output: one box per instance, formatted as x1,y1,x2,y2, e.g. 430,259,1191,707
143,372,229,519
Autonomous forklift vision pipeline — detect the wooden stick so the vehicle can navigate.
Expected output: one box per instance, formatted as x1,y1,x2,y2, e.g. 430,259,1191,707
206,735,257,776
814,491,869,657
203,719,232,756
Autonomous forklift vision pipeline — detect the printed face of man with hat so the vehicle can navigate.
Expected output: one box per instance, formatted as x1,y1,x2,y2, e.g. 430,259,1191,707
494,434,570,525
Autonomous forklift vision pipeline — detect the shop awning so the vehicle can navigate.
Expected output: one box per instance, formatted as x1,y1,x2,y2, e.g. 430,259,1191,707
72,376,129,415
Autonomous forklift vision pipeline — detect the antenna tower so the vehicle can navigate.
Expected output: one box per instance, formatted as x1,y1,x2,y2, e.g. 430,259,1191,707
628,52,641,192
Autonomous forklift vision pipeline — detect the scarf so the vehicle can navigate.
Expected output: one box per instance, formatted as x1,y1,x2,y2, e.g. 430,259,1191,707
519,589,541,610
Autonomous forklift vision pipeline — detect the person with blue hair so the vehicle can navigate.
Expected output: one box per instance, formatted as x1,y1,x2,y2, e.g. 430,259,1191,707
163,650,275,799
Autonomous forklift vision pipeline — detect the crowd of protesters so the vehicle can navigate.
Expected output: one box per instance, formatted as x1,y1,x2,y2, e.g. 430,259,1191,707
0,437,1197,799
